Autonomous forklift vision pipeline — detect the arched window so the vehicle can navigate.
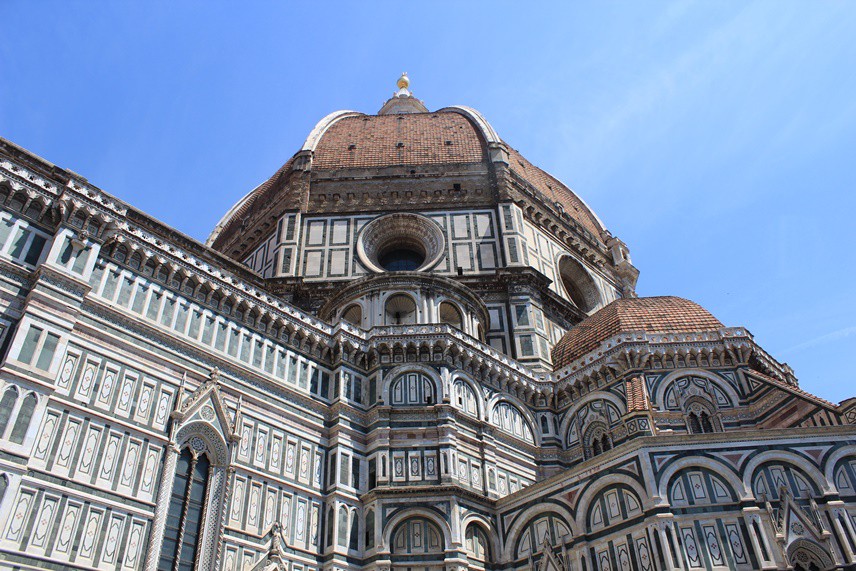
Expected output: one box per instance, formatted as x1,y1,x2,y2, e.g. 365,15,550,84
326,506,335,547
0,386,19,436
685,398,720,434
586,485,643,533
583,422,612,460
348,511,359,551
439,301,463,329
391,517,444,556
669,469,737,507
341,304,362,327
157,447,211,571
453,380,478,417
515,513,572,558
384,294,417,325
365,509,375,550
390,373,437,406
465,524,491,567
490,402,535,444
9,392,36,444
337,506,349,547
753,462,819,504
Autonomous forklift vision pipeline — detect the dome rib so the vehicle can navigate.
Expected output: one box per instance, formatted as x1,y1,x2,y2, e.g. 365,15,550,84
551,296,724,370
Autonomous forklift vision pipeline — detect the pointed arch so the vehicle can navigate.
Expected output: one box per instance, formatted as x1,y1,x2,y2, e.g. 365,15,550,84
9,392,36,444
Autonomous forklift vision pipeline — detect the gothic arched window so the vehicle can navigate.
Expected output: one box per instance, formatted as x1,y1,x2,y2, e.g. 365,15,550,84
0,386,19,436
157,447,211,571
365,509,375,550
9,392,36,444
348,511,359,551
583,422,612,460
685,398,720,434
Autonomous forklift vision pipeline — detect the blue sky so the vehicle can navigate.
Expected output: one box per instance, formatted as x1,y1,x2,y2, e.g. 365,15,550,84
2,2,854,402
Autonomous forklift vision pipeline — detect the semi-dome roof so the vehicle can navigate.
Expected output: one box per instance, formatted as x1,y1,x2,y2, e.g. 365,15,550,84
551,296,724,370
208,76,606,250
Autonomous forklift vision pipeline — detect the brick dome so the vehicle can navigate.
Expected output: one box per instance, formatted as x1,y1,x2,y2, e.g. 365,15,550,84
208,105,605,250
551,296,724,370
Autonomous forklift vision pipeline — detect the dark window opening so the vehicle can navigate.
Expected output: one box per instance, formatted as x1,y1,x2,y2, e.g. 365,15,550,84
379,248,424,272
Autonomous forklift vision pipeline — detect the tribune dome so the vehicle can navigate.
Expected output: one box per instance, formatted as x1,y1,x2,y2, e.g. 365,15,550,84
551,297,724,370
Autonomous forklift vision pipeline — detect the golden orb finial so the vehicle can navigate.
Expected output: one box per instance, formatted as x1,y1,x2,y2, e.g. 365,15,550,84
397,72,410,90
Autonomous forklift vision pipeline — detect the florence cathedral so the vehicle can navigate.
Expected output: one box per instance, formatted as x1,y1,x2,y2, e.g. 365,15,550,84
0,74,855,571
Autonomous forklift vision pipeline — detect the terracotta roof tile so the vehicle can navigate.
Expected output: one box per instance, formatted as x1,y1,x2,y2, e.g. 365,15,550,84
625,376,649,412
313,113,486,169
507,147,603,239
552,296,723,370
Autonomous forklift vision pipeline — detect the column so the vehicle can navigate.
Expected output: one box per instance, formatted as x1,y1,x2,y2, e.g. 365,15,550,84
144,444,180,571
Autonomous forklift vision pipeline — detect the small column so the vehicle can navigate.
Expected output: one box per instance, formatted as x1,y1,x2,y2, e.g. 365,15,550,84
144,444,180,571
832,509,855,563
655,519,680,570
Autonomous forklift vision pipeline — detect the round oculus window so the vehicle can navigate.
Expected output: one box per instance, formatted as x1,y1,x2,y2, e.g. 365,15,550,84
356,213,445,273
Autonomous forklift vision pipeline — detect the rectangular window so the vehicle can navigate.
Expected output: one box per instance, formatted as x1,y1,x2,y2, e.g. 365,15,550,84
275,350,286,378
353,376,363,405
160,297,176,327
36,332,60,370
201,316,215,345
174,303,189,333
320,372,330,400
188,310,202,339
102,269,121,300
519,335,534,357
116,276,135,307
25,234,48,266
0,218,15,246
280,249,292,274
264,346,275,374
131,284,148,314
309,369,319,394
146,290,163,320
71,246,88,273
252,340,263,368
514,305,530,327
18,325,44,365
339,454,349,485
240,336,251,362
299,362,309,389
89,262,105,288
215,322,228,352
287,357,298,385
8,227,32,259
351,457,361,489
228,330,241,358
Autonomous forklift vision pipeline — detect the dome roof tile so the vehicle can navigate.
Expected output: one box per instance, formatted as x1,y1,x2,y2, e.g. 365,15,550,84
312,112,486,169
551,296,724,370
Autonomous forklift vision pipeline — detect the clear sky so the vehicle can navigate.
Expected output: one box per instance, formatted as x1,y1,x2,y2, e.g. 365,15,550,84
2,2,854,402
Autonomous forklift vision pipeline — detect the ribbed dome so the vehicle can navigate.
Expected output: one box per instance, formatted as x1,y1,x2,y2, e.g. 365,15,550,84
208,105,606,250
551,296,724,370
